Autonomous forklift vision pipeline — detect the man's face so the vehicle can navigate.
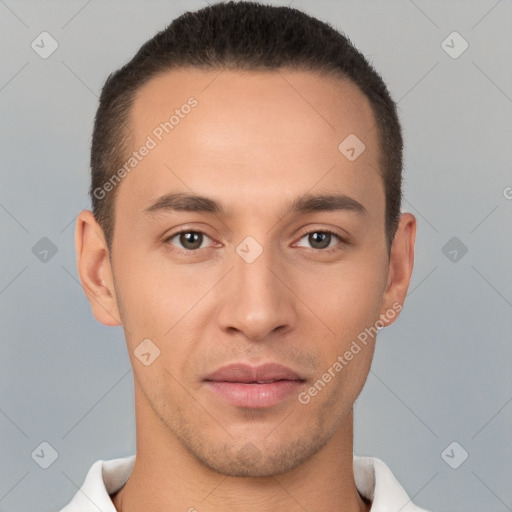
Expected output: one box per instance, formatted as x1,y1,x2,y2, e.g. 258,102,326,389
101,69,403,476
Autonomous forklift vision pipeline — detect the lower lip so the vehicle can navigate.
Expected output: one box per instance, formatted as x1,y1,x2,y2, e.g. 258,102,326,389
205,380,305,408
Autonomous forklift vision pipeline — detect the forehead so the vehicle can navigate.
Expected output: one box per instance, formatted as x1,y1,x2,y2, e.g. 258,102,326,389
130,67,377,145
120,67,382,219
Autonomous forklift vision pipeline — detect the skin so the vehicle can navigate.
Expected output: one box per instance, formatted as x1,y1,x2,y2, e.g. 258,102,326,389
76,68,416,512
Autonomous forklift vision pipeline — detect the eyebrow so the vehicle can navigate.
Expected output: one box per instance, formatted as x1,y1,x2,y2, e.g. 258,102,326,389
143,192,366,217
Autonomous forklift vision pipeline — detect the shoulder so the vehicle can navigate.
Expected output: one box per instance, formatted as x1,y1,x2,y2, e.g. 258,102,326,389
58,455,135,511
354,455,431,512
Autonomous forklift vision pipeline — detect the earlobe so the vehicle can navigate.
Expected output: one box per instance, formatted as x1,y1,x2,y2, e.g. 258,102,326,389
75,210,122,327
379,213,416,327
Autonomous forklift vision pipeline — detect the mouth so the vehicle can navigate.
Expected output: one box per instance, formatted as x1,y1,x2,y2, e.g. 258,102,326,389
203,363,306,409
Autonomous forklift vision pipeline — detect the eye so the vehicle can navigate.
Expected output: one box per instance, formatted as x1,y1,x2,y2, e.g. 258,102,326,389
295,230,343,251
166,230,213,251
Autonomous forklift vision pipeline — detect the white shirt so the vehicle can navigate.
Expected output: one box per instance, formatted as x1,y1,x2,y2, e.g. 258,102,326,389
59,455,430,511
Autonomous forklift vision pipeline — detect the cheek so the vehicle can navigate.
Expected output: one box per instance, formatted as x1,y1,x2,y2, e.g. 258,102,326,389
112,253,218,385
112,246,208,335
299,256,387,344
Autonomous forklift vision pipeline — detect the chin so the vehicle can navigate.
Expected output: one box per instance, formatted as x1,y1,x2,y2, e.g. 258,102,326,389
188,432,327,478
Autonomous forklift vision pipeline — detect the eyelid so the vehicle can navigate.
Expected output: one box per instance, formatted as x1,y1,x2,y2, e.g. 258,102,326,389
163,226,349,253
292,227,348,251
164,228,220,252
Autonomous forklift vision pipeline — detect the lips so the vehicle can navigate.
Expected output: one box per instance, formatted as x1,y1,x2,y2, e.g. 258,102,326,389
204,363,306,408
205,362,304,384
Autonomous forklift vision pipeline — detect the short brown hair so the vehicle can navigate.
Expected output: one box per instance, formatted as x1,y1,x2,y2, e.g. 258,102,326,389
90,1,403,250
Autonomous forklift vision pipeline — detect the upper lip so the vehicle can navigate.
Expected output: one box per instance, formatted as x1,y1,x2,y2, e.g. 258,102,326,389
204,363,305,383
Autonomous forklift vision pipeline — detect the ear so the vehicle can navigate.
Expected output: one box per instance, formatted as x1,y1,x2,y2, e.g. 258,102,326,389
379,213,416,327
75,210,122,326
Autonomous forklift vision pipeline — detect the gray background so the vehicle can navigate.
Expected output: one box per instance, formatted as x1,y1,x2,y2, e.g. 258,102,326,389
1,0,511,511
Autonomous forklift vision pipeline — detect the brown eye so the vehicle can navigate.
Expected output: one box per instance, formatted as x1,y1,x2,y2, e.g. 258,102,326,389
308,232,331,249
168,231,209,250
296,230,342,250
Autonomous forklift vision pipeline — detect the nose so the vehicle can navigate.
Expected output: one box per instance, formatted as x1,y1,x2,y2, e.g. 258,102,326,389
216,243,296,342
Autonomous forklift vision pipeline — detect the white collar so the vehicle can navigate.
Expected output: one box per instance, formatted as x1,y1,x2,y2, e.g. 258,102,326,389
59,454,429,511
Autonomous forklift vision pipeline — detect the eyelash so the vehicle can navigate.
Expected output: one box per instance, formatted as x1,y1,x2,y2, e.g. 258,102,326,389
164,228,346,254
295,228,345,253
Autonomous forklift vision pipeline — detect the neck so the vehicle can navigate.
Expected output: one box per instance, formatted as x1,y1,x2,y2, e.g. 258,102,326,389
112,393,370,512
